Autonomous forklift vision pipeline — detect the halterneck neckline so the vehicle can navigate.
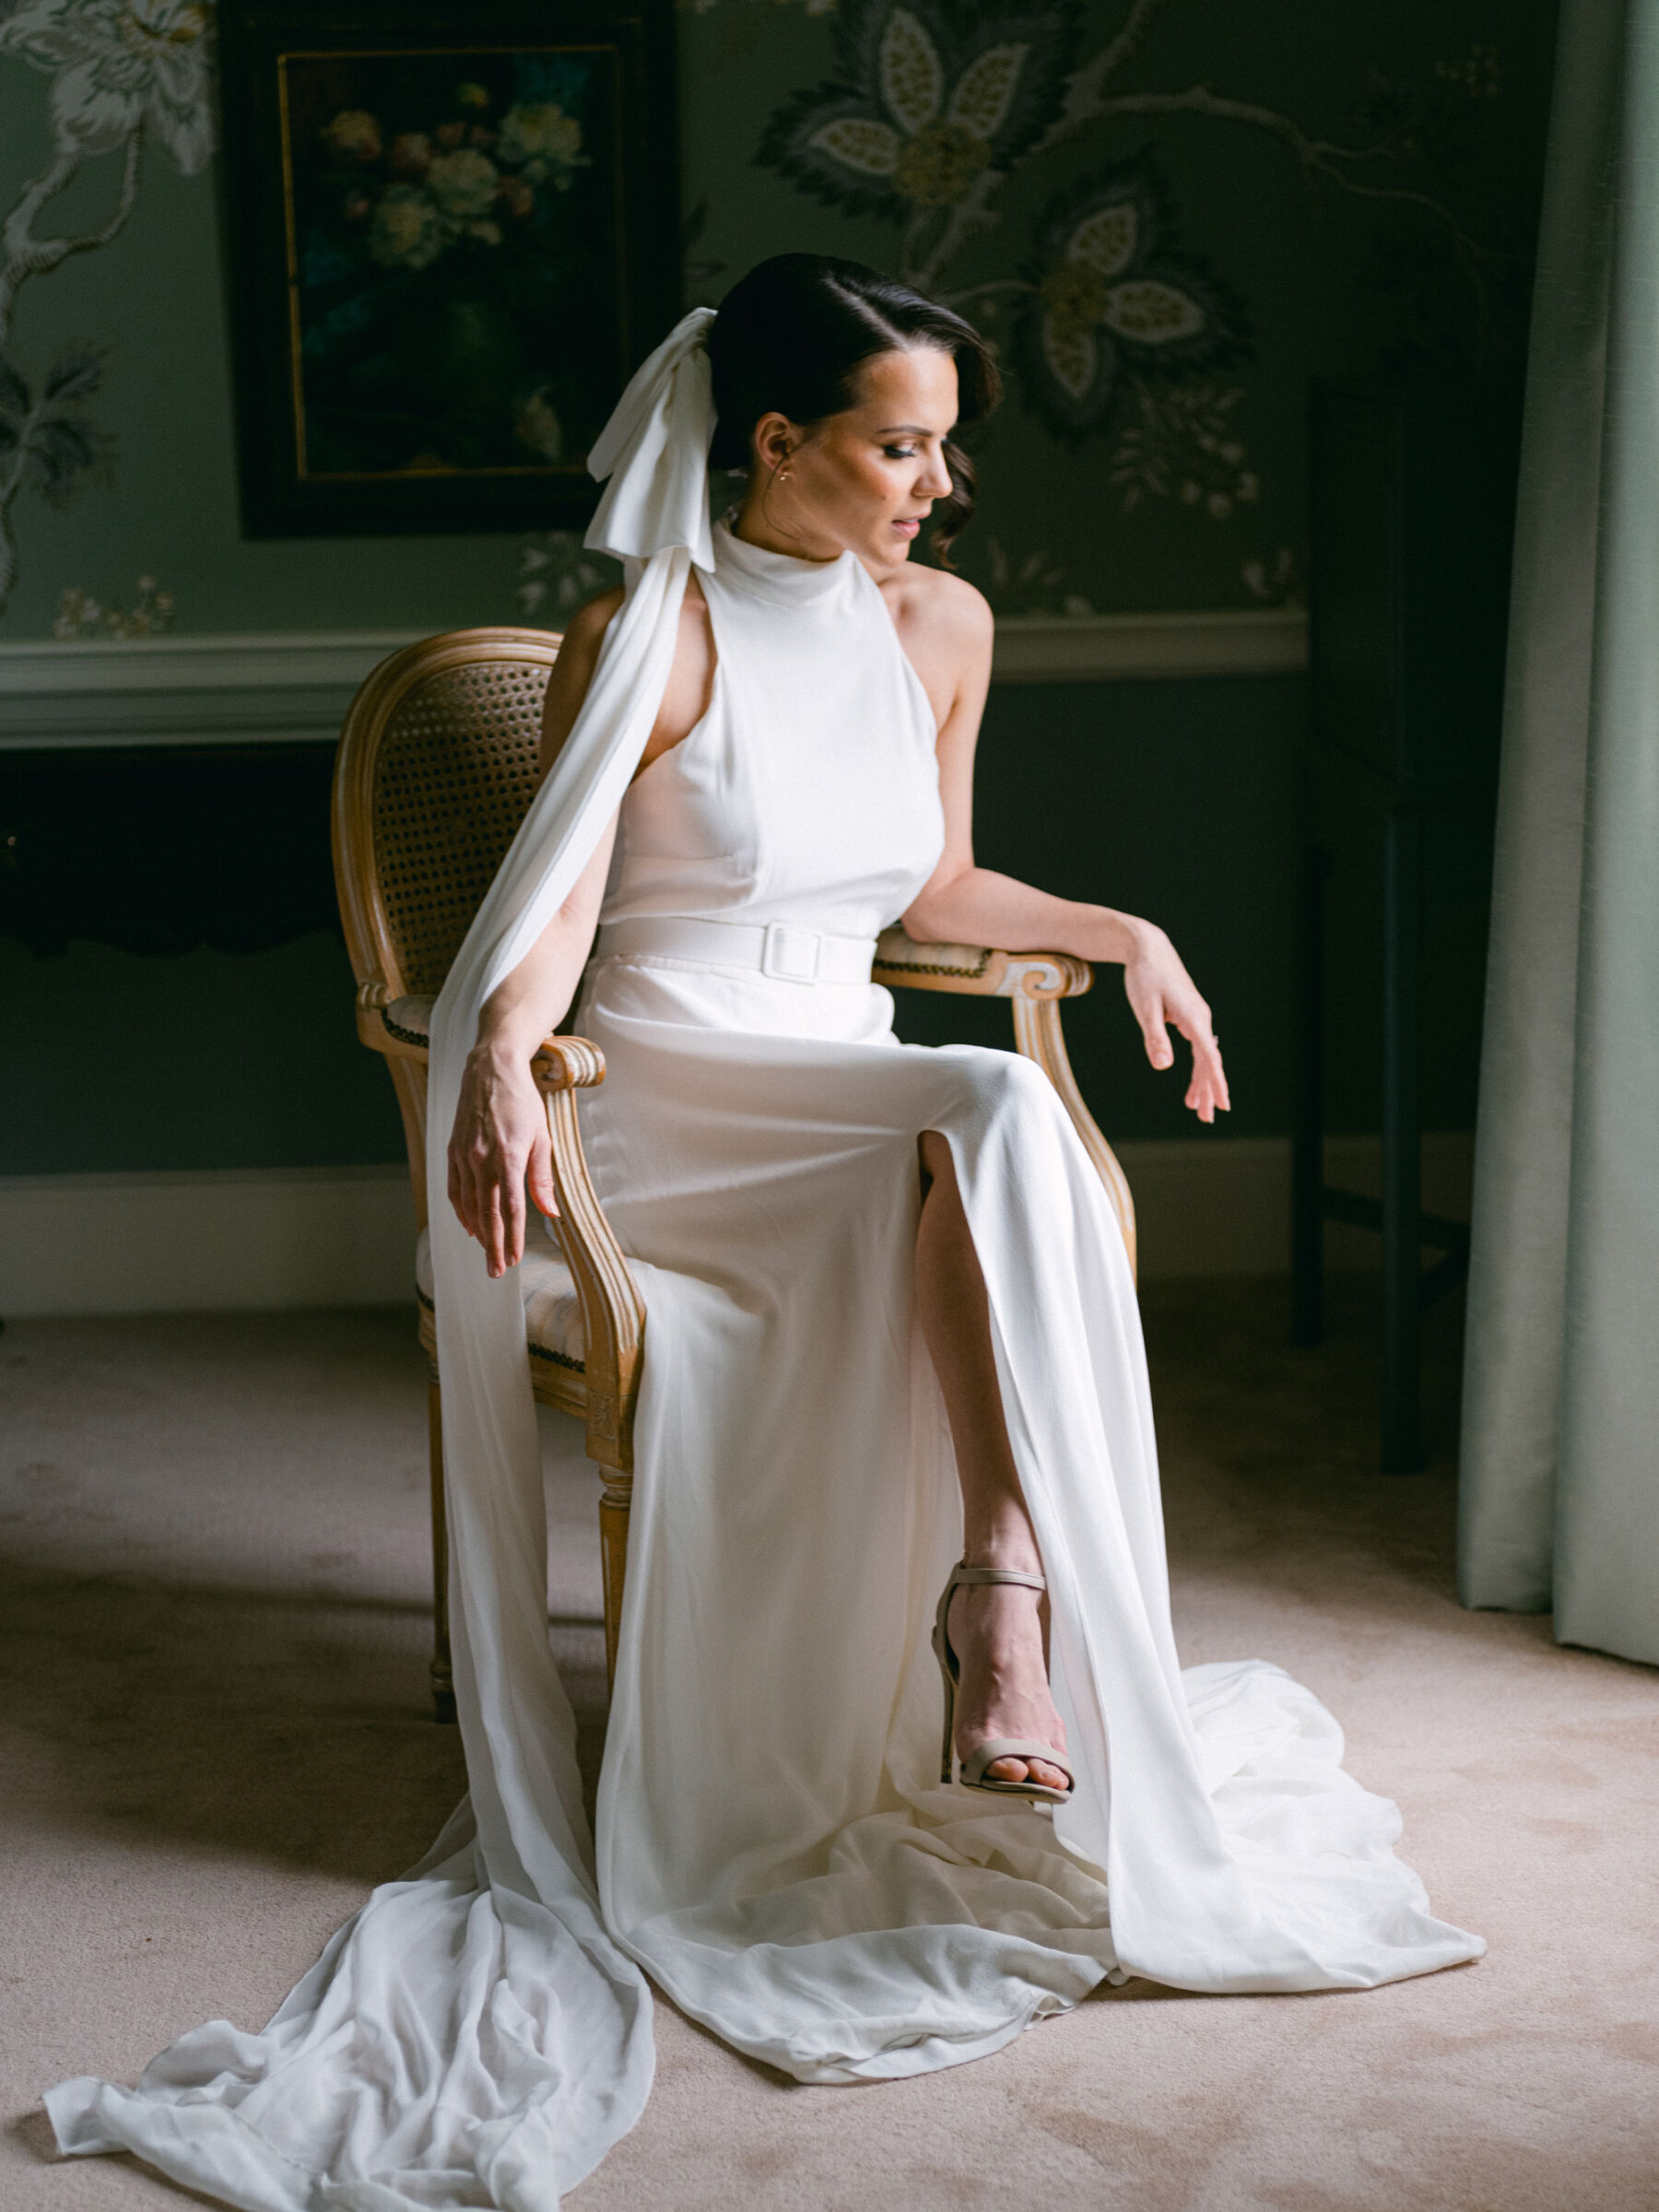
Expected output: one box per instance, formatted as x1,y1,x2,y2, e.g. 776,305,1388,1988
709,514,860,606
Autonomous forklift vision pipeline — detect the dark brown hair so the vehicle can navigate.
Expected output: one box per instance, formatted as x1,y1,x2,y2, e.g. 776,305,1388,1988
706,253,1000,564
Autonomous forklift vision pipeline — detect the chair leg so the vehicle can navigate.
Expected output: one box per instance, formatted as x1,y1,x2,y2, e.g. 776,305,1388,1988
597,1476,630,1693
1291,841,1329,1347
428,1379,456,1724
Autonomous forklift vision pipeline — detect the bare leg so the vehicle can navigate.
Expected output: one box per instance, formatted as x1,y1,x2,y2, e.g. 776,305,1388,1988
915,1131,1068,1792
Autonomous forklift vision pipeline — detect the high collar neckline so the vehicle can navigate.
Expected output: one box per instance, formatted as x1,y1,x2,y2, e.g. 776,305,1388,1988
710,514,860,604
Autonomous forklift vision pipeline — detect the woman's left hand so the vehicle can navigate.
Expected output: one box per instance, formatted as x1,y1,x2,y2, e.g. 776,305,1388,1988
1121,924,1230,1124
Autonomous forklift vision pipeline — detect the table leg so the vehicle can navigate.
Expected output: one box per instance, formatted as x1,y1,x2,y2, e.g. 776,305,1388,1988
1382,811,1424,1471
1292,841,1329,1347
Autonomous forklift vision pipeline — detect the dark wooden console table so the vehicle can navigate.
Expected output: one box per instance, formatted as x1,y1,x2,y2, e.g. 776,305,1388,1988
0,742,340,957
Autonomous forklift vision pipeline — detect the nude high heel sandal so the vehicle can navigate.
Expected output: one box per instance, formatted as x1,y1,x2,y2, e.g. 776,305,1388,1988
932,1562,1075,1807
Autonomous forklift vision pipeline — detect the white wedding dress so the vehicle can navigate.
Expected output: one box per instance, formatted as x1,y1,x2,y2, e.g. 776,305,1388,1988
573,518,1481,2058
46,323,1480,2212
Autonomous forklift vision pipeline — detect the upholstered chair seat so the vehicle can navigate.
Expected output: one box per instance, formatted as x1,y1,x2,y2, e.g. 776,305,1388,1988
415,1219,587,1377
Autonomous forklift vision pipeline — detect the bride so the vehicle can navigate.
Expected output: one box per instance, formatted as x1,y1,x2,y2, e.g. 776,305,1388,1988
46,254,1481,2212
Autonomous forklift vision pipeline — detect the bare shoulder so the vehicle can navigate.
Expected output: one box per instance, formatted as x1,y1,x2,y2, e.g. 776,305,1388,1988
558,584,625,661
541,586,626,764
559,572,707,653
884,565,993,721
887,562,993,653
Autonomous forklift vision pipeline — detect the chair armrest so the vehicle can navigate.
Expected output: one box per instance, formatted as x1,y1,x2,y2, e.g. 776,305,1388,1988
352,982,645,1450
872,926,1092,1001
532,1037,645,1476
356,984,436,1060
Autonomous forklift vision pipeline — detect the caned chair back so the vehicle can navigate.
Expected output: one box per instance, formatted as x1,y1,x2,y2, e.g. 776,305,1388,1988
333,628,561,1003
332,628,563,1222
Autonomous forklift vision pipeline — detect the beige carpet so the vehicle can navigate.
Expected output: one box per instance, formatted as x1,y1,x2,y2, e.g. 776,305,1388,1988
3,1283,1655,2212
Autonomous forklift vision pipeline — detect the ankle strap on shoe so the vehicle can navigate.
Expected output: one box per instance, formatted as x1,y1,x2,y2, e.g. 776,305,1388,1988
952,1564,1047,1592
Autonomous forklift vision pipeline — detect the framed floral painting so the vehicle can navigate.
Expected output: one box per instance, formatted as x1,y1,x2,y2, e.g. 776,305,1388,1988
217,0,677,535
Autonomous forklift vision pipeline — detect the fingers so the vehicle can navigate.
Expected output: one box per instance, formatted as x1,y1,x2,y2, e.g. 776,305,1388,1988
448,1057,550,1263
458,1146,514,1276
1133,978,1230,1124
451,1132,552,1273
1182,1032,1230,1125
447,1153,471,1241
527,1128,559,1223
1138,994,1174,1071
501,1171,527,1276
1200,1030,1230,1111
1153,988,1229,1126
482,1179,508,1278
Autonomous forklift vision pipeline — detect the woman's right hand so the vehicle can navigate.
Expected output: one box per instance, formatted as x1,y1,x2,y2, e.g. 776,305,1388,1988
440,761,623,1279
446,1041,559,1278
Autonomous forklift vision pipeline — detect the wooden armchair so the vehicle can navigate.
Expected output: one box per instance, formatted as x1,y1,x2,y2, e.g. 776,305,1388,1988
332,629,1136,1722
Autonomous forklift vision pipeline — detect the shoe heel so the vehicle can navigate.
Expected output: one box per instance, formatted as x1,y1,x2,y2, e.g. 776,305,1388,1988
932,1573,961,1785
936,1651,956,1784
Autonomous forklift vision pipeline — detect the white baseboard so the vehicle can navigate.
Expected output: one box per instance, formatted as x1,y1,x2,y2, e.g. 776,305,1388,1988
0,1165,418,1317
1124,1131,1473,1279
0,1135,1473,1317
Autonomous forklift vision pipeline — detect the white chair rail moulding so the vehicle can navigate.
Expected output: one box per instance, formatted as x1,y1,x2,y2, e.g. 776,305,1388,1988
0,631,427,749
990,606,1307,683
0,609,1309,748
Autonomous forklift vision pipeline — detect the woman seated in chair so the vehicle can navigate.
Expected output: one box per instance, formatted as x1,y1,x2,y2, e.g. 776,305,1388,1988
49,256,1479,2212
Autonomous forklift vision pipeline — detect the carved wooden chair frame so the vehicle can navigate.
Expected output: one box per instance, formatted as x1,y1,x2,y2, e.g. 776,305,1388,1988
333,629,1136,1721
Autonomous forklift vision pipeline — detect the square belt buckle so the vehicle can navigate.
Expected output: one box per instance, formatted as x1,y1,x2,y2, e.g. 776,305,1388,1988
761,924,821,982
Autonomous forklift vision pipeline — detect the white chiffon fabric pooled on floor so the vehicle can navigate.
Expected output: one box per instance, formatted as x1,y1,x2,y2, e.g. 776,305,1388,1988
46,312,1481,2212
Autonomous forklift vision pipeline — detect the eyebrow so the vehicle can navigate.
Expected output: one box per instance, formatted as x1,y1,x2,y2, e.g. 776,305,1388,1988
875,424,949,436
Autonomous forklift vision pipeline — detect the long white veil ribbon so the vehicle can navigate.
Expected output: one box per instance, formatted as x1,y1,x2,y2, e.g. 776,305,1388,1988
419,300,721,2159
44,308,718,2212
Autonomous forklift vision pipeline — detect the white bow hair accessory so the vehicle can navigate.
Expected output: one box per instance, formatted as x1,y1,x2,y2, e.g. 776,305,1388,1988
584,306,718,572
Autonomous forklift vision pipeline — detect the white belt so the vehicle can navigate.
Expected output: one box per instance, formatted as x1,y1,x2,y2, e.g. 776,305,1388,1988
595,914,877,985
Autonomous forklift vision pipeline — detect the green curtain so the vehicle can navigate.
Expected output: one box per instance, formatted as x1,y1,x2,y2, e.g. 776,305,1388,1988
1459,0,1659,1663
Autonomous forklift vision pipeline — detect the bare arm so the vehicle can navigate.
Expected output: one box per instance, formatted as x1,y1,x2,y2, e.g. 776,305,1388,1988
446,819,618,1277
897,576,1230,1124
446,576,718,1276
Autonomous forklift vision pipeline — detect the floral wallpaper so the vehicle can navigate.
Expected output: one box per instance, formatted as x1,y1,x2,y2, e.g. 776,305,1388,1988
0,0,215,616
677,0,1533,617
0,0,1549,635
